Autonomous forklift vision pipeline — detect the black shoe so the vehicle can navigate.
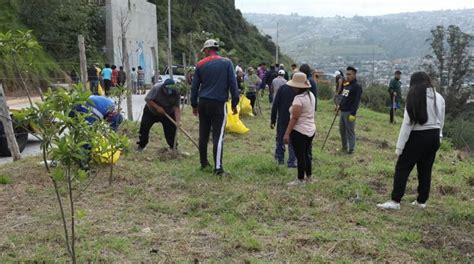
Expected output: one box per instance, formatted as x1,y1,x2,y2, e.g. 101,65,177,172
214,169,229,176
200,162,211,171
348,149,354,155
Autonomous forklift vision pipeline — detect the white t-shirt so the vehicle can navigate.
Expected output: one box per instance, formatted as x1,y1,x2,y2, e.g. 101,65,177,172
290,92,316,137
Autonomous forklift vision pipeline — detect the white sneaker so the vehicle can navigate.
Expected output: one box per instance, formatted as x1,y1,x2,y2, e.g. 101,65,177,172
287,179,305,187
411,200,427,209
376,200,400,210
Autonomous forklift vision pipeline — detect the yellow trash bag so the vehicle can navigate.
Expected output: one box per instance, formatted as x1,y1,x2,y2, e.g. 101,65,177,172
92,137,122,165
225,101,250,134
239,95,254,117
97,83,105,96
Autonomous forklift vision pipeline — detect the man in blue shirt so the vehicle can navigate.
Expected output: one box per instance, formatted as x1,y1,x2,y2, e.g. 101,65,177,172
101,64,113,96
74,95,123,131
191,39,239,176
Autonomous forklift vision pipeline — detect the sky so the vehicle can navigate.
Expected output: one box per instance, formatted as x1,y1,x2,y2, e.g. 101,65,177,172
235,0,474,17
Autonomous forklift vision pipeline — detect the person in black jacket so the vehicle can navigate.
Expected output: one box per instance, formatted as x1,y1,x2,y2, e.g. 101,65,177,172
339,66,363,154
271,84,297,168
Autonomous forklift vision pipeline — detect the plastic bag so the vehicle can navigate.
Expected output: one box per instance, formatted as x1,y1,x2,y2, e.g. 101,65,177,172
225,101,249,134
98,83,105,96
239,95,254,117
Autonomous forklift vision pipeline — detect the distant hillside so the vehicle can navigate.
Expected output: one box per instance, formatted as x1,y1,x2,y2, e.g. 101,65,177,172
150,0,293,67
244,9,474,64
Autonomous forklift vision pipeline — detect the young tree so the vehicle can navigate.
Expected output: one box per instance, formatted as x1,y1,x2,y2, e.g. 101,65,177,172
14,87,128,263
425,25,473,117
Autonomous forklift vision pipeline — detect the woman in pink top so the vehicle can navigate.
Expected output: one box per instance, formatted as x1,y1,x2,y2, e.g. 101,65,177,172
283,72,316,186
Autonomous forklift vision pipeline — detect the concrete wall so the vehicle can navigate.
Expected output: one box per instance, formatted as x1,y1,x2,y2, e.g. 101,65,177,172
106,0,158,84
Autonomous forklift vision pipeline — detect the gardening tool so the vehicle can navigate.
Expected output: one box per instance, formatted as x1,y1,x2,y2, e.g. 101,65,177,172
321,106,340,150
163,112,199,150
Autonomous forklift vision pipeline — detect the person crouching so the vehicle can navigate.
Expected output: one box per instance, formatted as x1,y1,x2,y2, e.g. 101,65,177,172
136,79,181,151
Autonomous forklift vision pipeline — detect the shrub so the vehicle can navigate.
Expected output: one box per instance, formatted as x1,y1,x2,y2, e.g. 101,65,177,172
317,83,334,100
361,84,399,113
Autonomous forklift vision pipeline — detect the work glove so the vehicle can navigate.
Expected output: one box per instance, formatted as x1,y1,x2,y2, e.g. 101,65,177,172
349,115,356,122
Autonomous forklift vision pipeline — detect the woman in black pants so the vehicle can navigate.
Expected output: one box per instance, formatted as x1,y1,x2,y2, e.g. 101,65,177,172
377,72,445,210
283,72,316,186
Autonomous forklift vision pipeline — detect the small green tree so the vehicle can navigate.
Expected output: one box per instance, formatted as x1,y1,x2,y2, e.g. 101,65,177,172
425,25,473,117
14,86,128,263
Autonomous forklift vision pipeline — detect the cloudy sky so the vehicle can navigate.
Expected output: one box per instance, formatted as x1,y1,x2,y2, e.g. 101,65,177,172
235,0,474,17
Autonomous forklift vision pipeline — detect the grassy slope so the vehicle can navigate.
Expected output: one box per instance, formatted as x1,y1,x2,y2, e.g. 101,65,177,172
0,100,473,262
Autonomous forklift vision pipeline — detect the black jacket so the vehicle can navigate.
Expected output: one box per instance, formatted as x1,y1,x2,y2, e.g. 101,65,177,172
339,79,362,115
271,84,296,129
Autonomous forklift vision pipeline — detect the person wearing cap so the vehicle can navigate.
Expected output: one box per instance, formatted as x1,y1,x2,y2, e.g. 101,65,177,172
271,75,296,168
339,66,363,154
279,64,290,81
271,69,287,101
137,79,181,151
283,72,316,186
388,70,402,124
244,67,261,114
191,39,240,176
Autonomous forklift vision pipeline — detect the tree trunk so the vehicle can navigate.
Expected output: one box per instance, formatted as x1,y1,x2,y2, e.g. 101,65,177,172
78,35,88,92
123,37,133,121
0,83,21,161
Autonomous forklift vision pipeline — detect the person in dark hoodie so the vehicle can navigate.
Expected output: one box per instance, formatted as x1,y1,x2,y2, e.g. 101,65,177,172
339,66,363,154
271,81,297,168
299,64,318,111
191,39,239,176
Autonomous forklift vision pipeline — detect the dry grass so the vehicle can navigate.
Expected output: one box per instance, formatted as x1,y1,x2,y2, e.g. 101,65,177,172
0,100,473,262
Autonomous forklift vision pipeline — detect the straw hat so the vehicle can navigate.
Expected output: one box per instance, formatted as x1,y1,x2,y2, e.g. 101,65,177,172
287,72,311,89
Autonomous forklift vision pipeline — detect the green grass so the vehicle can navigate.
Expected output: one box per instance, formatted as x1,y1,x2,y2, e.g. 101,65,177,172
0,175,11,184
0,99,473,262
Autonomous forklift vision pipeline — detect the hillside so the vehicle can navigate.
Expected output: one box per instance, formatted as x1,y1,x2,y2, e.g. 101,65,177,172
1,100,472,262
244,9,474,64
151,0,293,67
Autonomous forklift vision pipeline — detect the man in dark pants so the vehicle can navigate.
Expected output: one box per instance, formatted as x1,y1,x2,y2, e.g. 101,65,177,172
191,39,239,175
388,70,402,124
339,66,363,154
271,84,297,168
87,64,99,95
136,79,180,151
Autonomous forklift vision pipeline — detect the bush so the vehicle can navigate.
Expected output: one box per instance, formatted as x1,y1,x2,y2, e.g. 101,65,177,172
317,83,334,100
361,84,399,113
444,103,474,152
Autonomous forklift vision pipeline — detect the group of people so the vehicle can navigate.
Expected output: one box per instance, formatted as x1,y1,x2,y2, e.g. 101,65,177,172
87,63,146,96
133,38,446,210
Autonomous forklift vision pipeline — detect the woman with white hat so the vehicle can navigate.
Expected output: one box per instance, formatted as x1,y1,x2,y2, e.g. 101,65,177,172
283,72,316,186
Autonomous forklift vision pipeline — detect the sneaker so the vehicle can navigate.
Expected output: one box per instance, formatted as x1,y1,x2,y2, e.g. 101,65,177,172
411,200,427,209
305,176,315,183
200,163,211,171
347,149,354,155
288,163,297,168
376,200,400,210
136,146,145,152
287,179,305,187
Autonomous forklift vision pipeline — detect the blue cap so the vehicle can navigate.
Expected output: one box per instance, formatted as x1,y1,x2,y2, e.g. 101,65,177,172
163,79,175,86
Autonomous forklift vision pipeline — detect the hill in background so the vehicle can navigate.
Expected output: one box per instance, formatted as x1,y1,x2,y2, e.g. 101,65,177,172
244,9,474,66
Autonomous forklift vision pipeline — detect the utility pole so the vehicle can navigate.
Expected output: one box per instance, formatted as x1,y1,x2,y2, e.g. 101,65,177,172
167,0,173,79
275,22,279,65
0,83,21,161
78,35,87,92
122,37,133,121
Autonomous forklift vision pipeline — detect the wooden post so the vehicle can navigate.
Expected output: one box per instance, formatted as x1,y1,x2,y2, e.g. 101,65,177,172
167,0,173,79
0,83,21,161
151,47,160,84
78,35,88,92
122,37,133,121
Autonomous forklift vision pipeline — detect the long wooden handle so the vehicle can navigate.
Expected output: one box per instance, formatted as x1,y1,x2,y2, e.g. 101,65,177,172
163,112,199,149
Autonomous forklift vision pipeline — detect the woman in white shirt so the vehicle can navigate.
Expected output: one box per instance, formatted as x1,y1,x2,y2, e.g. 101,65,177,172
283,72,316,186
377,71,445,210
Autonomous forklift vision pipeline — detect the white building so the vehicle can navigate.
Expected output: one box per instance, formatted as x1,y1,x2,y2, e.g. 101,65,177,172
106,0,158,84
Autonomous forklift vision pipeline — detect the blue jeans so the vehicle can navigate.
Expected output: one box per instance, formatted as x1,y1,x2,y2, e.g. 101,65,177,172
275,125,296,166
